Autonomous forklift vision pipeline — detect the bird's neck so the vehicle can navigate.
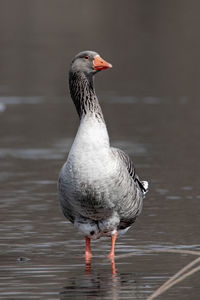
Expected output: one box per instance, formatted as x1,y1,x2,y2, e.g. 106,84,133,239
69,71,104,121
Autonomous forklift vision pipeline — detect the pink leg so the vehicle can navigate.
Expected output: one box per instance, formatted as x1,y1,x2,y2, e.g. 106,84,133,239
85,236,92,272
85,236,92,258
108,231,118,258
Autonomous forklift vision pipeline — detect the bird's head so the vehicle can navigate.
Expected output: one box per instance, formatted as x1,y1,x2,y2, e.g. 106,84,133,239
70,51,112,77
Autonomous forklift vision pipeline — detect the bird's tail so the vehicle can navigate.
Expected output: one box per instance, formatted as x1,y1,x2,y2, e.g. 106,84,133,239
141,181,149,195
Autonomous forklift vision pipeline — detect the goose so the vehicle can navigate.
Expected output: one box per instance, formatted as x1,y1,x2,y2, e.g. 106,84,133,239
58,51,148,263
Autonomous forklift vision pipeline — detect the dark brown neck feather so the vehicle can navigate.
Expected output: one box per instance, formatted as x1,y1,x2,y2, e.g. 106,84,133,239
69,71,104,121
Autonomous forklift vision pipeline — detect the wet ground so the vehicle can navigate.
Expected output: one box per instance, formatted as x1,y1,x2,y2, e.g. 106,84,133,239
0,1,200,299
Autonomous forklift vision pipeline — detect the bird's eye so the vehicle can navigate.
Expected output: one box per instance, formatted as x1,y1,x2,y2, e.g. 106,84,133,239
85,56,89,59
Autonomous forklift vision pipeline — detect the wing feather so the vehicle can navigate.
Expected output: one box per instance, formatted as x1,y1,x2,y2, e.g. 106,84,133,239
111,147,148,194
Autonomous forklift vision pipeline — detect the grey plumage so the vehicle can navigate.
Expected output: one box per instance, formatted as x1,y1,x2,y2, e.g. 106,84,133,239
58,51,148,240
112,147,147,194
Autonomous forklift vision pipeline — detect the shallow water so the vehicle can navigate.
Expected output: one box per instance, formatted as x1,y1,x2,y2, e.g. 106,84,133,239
1,96,199,299
1,1,200,299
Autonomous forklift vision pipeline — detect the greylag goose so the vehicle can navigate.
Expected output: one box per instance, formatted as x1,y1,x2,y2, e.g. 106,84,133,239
58,51,148,262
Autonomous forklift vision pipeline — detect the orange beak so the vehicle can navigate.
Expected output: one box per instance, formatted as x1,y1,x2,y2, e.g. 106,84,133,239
93,56,112,70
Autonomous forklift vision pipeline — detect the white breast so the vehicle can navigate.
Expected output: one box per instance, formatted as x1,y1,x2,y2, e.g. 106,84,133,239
67,115,116,181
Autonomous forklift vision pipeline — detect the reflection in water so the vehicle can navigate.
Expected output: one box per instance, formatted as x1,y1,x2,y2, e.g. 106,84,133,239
60,270,137,300
110,257,117,275
85,256,117,276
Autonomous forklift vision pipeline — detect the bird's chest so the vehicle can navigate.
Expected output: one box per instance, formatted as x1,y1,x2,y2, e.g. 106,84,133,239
67,117,117,184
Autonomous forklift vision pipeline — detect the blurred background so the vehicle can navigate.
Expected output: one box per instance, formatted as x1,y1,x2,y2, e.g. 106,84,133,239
0,1,200,299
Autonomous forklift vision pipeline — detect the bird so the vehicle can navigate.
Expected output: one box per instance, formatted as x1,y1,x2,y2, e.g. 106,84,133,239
58,50,148,264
